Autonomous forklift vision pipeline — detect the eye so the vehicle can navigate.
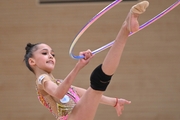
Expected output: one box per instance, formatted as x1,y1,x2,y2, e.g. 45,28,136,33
42,52,47,55
51,53,55,57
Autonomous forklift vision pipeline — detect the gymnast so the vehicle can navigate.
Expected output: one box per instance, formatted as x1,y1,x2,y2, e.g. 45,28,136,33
24,1,149,120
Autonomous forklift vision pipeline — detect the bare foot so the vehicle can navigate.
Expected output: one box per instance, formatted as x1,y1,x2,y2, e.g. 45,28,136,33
125,1,149,33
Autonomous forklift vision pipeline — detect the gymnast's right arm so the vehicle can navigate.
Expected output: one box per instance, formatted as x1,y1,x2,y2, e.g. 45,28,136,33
38,50,93,100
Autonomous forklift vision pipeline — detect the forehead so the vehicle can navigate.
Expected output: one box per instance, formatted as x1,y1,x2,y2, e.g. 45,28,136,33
37,44,53,51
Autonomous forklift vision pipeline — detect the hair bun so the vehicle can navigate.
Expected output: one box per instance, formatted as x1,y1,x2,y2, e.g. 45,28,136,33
25,43,34,51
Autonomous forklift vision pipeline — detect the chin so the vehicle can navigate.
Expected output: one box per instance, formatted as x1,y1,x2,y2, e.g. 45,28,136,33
46,70,53,74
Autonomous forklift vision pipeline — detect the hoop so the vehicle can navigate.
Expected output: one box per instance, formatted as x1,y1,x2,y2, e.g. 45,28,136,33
69,0,122,59
69,0,180,59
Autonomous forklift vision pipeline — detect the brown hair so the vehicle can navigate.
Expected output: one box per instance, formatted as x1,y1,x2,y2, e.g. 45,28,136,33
24,43,41,72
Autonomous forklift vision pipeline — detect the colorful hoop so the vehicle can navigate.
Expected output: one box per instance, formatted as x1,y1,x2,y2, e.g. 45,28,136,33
69,0,180,59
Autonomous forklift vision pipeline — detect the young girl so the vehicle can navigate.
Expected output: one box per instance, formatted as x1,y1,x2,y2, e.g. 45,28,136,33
24,1,149,120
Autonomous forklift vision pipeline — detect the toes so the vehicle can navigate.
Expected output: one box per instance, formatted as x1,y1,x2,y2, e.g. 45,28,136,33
131,1,149,14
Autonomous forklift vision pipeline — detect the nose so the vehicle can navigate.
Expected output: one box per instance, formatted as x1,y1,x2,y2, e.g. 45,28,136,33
49,54,53,59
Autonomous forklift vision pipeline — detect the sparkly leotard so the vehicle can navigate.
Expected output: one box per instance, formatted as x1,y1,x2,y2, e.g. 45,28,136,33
36,74,80,120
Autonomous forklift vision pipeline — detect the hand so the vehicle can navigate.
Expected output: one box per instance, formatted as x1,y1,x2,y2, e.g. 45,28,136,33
76,49,94,69
114,98,131,116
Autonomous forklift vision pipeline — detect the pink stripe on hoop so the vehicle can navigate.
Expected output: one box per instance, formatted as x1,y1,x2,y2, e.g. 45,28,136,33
69,0,180,59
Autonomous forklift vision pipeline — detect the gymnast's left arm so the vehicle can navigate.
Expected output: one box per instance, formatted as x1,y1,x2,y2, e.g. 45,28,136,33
73,86,131,116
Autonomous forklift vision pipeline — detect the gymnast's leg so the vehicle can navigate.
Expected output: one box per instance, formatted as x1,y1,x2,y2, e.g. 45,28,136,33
68,1,149,120
102,1,149,76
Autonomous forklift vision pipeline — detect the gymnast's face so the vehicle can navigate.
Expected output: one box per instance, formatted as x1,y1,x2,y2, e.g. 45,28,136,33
30,43,56,73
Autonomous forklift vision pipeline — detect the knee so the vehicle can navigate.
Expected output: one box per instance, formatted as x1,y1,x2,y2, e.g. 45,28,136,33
90,64,113,91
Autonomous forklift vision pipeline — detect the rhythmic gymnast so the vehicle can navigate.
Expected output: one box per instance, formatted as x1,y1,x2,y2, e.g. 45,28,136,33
24,1,149,120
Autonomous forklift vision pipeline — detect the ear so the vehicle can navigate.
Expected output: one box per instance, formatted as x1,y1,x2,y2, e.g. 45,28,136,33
28,58,36,66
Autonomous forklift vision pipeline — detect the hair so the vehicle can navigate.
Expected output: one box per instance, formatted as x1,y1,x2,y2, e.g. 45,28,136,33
24,43,41,73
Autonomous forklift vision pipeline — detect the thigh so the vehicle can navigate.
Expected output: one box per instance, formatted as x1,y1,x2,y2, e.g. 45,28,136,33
68,87,103,120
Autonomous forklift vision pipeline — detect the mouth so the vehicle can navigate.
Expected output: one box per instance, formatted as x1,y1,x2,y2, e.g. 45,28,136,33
46,60,54,65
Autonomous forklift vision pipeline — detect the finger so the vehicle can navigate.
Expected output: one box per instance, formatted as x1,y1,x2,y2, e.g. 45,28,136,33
115,106,121,116
121,99,131,104
80,49,91,53
79,52,86,58
121,106,124,111
87,49,92,52
86,49,93,56
85,51,93,59
125,100,131,104
117,111,122,116
84,53,90,60
79,50,89,55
